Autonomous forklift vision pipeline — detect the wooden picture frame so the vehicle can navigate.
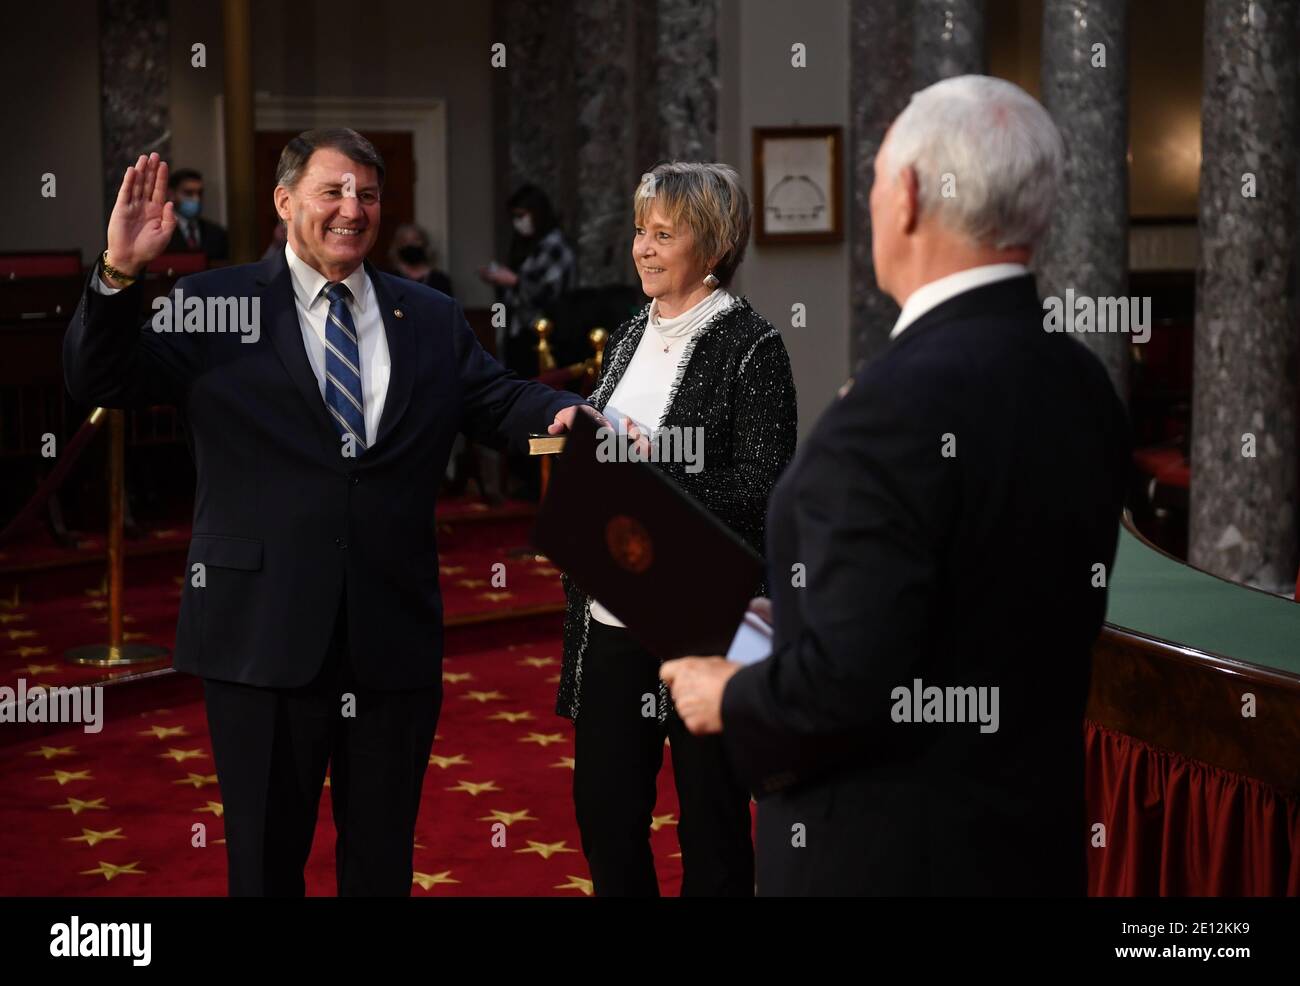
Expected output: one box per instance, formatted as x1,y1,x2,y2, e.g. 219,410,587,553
752,126,843,244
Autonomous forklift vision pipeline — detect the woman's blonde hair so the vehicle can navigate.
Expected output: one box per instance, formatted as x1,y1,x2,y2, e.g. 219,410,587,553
633,162,751,287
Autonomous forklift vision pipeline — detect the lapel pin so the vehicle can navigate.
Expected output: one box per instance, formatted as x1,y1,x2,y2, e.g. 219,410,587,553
394,309,404,319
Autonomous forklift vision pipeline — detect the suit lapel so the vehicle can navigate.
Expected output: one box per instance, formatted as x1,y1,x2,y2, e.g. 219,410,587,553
369,263,415,450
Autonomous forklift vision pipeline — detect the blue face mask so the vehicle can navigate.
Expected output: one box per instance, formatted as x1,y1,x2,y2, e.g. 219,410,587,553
177,198,202,220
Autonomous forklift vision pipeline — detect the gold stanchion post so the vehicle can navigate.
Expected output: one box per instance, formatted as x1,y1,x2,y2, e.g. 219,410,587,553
66,410,170,667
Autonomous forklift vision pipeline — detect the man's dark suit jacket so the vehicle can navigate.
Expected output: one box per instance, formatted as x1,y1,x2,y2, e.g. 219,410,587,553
167,217,230,261
64,249,585,690
721,275,1130,896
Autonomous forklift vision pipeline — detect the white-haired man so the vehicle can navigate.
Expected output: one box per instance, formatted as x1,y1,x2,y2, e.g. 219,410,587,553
662,75,1130,895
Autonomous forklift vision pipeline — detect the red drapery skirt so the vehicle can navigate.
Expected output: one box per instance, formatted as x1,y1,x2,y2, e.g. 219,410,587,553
1086,720,1300,894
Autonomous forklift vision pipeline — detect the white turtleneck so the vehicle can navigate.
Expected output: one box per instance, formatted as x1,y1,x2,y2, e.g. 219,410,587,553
590,287,736,628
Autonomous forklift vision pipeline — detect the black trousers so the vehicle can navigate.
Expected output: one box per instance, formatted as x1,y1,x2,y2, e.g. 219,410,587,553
573,618,754,896
202,604,441,896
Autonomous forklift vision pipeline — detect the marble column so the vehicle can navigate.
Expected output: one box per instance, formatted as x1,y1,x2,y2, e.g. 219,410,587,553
573,0,638,286
912,0,986,89
98,0,170,225
1189,0,1299,591
848,1,915,366
1037,0,1130,399
499,0,578,244
655,0,718,162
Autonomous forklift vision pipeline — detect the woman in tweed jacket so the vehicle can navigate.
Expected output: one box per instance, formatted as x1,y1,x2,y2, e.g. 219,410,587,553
556,162,798,896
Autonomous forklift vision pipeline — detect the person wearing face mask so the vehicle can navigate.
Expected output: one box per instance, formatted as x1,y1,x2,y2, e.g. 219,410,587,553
165,168,229,262
388,223,454,298
477,185,576,378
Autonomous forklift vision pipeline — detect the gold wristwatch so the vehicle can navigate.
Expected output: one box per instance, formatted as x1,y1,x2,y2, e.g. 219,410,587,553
101,250,140,288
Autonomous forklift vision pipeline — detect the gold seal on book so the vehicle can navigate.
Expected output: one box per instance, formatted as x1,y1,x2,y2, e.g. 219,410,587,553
605,515,653,574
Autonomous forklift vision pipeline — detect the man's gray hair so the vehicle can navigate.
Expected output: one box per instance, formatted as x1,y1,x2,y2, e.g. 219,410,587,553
274,128,386,190
882,75,1064,250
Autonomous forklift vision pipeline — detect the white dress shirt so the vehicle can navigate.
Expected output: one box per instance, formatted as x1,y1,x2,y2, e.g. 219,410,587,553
285,243,391,446
889,263,1029,340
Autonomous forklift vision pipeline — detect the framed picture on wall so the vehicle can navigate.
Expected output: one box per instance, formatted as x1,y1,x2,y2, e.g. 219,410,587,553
752,126,843,244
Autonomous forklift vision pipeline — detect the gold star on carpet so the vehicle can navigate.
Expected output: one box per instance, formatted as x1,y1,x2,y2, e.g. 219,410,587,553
65,827,125,847
139,725,188,739
442,671,474,684
92,614,136,624
4,630,37,640
461,690,506,703
51,797,107,815
27,745,76,760
83,599,108,611
123,632,151,642
455,578,488,588
152,529,179,538
545,674,561,684
439,565,466,576
488,710,534,723
412,870,459,891
194,801,224,817
517,656,557,668
478,808,536,826
80,861,144,882
555,875,594,895
514,840,578,860
40,769,92,786
0,587,22,609
551,757,576,770
173,773,218,789
158,748,207,763
429,753,470,769
8,649,50,661
14,661,55,673
446,780,501,797
532,567,560,577
478,591,514,602
519,732,565,748
650,813,678,832
0,613,27,624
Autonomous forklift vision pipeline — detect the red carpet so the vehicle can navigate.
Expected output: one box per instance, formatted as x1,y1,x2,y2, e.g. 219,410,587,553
0,631,689,896
0,497,692,895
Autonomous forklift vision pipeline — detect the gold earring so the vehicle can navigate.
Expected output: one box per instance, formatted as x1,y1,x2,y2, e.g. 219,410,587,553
703,271,720,289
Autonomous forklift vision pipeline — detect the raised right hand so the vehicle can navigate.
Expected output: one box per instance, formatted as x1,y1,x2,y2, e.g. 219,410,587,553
105,152,176,278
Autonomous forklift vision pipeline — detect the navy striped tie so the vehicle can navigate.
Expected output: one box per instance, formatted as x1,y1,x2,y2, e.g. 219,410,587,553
323,282,366,450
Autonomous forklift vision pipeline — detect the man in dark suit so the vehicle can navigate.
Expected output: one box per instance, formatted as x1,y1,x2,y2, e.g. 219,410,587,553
164,167,229,261
65,131,594,896
662,76,1130,895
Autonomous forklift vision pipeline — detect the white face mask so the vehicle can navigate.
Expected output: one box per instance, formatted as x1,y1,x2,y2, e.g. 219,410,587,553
513,214,535,237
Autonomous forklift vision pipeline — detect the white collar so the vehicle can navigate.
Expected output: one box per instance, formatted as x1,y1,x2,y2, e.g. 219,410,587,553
285,241,371,314
889,263,1028,340
649,288,734,340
